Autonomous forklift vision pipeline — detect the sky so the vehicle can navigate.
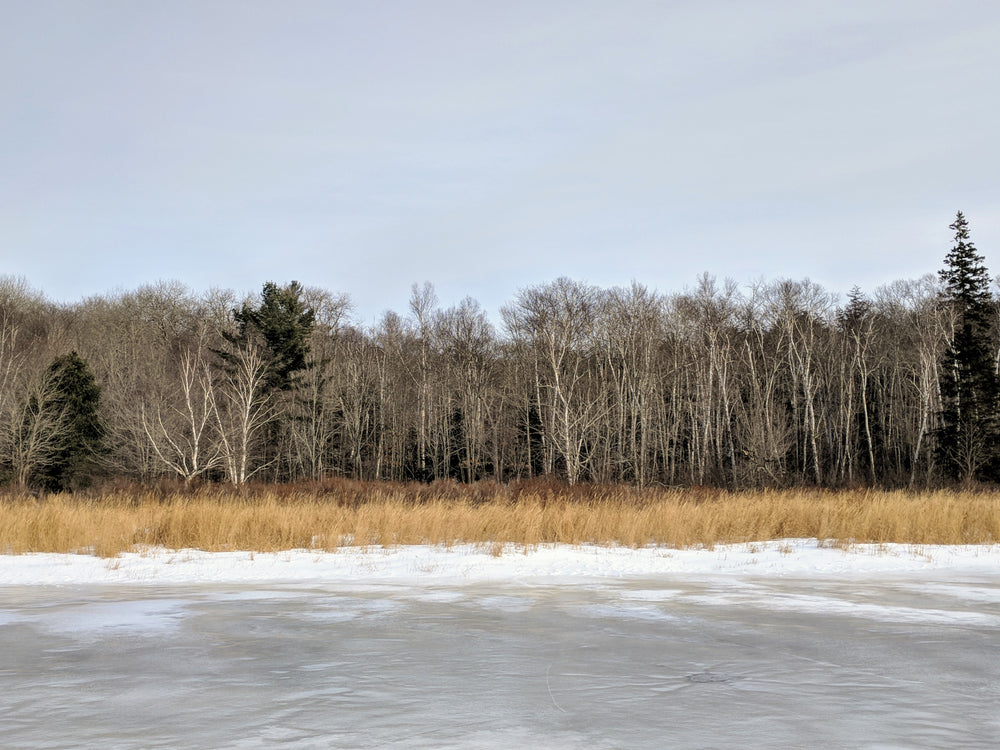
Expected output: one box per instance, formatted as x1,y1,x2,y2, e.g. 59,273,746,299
2,0,999,324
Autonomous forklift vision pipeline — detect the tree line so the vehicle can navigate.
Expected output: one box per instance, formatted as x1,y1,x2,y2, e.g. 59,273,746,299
1,213,996,491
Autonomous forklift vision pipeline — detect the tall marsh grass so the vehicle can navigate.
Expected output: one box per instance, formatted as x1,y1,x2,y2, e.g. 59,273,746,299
2,479,999,557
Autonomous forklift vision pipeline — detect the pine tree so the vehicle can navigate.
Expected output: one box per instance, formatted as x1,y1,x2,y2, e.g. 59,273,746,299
220,281,316,393
37,351,104,492
936,212,998,483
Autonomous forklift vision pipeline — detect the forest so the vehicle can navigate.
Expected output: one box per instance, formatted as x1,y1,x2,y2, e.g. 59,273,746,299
1,213,996,493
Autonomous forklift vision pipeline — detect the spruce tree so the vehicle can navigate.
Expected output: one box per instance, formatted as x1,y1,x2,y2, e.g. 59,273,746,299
37,351,104,492
936,212,998,483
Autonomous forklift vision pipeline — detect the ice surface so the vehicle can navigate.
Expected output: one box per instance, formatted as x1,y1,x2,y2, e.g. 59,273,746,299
2,542,999,748
27,597,191,638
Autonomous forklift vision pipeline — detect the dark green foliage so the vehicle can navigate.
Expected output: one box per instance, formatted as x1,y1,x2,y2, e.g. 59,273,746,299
838,286,873,332
221,281,316,392
936,212,998,482
38,351,104,492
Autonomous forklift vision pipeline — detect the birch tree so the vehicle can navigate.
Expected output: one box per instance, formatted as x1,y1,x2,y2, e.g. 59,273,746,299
142,345,223,482
503,278,606,485
213,343,276,485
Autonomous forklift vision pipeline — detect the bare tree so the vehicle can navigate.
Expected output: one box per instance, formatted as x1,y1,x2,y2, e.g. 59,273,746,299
670,275,742,485
0,313,22,425
212,342,276,485
332,328,381,479
1,369,68,489
142,344,223,482
874,276,950,485
835,288,880,483
503,278,607,485
286,287,352,480
409,282,438,479
757,279,835,484
600,283,663,485
436,297,498,482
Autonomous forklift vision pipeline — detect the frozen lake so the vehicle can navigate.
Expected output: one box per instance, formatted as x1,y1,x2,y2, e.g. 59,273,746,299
2,567,999,748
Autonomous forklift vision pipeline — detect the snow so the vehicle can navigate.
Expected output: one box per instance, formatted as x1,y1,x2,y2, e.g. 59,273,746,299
1,539,998,586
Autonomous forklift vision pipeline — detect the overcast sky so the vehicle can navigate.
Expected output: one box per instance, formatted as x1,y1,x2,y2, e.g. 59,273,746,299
2,0,999,323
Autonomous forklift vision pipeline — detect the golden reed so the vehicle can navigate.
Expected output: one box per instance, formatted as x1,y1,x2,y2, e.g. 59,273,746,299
2,479,999,557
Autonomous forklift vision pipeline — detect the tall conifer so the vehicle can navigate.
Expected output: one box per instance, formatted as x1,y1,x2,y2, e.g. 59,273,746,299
37,351,104,491
937,212,998,483
220,281,315,393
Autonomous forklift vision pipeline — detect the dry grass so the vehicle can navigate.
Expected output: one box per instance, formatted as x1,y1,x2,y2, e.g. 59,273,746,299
1,480,999,557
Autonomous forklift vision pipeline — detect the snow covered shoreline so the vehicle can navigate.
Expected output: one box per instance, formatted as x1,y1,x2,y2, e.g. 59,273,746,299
2,539,998,586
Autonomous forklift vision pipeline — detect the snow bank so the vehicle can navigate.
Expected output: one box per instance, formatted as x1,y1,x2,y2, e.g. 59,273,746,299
2,539,998,586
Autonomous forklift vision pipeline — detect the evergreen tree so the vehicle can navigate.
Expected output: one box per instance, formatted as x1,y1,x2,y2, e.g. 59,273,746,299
37,351,104,492
936,212,998,483
838,286,873,331
212,282,316,482
220,281,316,393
